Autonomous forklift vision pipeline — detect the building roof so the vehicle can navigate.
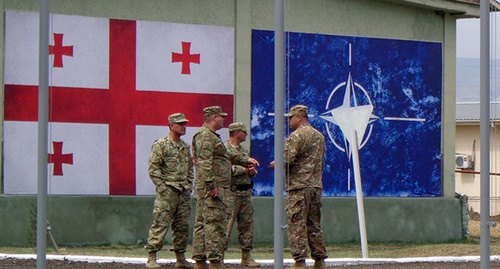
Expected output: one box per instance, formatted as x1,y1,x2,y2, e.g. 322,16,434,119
453,0,499,9
382,0,491,18
456,102,500,124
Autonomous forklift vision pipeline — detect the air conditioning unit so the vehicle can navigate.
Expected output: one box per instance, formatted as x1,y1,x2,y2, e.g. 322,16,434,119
455,153,473,169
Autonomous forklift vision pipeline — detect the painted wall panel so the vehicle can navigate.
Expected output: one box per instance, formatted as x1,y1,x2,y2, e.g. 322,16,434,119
251,30,442,197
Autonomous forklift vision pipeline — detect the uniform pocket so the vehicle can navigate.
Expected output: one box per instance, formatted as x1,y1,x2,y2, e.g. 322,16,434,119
164,157,178,173
286,192,304,222
152,206,171,224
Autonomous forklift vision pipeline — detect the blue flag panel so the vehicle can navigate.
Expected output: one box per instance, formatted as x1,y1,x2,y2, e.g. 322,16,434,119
250,30,442,197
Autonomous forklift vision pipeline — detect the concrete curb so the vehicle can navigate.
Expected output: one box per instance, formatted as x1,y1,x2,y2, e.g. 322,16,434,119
2,253,500,266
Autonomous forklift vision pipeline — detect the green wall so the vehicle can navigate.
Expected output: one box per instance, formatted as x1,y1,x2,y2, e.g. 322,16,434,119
0,195,465,246
0,0,478,246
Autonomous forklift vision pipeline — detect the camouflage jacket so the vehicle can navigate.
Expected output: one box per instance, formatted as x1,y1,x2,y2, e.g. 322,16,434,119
225,142,256,187
148,136,194,194
284,123,325,191
192,125,231,192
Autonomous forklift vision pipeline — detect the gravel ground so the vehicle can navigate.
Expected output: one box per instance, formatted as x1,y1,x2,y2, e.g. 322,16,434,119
2,258,500,268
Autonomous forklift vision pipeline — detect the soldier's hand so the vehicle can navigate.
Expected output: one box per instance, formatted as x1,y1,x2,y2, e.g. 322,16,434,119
269,161,275,170
248,157,260,167
247,167,256,176
207,187,219,198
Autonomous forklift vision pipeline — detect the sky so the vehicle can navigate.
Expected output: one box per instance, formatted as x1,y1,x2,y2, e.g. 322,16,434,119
456,12,500,59
456,13,500,102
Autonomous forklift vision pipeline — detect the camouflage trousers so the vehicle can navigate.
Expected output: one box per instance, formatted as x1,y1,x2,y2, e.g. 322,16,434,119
286,187,328,261
225,190,255,250
145,186,191,253
192,187,229,263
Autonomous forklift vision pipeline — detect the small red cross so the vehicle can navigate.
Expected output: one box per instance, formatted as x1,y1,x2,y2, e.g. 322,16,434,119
49,33,74,68
171,42,200,75
48,141,73,176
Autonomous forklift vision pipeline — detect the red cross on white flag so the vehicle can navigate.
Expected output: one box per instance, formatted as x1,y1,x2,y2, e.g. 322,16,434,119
49,33,74,68
3,11,234,195
48,141,74,176
172,42,200,75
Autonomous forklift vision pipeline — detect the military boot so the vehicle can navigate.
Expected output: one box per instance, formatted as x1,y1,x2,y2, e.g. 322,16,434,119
312,258,327,269
286,260,307,269
175,251,193,269
146,251,161,269
194,261,209,269
208,261,227,269
241,250,260,267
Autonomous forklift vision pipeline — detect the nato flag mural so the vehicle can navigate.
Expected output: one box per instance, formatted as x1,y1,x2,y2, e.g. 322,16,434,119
251,30,442,197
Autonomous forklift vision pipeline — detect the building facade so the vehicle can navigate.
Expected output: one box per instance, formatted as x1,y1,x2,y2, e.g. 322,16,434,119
0,0,481,245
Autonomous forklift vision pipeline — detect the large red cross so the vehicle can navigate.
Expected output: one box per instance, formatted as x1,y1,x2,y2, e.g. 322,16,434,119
172,42,200,75
48,141,73,176
49,33,74,68
4,19,233,195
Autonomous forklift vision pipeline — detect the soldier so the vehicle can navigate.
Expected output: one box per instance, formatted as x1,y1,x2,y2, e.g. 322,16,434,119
191,106,231,269
145,113,194,269
270,105,328,269
224,122,260,267
191,106,259,269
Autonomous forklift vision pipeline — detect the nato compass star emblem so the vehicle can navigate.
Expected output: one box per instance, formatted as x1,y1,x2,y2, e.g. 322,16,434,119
321,44,426,190
321,71,378,157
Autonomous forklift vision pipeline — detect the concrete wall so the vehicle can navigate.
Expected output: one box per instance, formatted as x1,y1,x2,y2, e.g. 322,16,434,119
0,0,478,246
0,195,464,246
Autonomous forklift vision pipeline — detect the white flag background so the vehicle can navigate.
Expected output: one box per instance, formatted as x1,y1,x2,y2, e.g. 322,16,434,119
5,11,109,88
136,21,234,94
4,122,109,195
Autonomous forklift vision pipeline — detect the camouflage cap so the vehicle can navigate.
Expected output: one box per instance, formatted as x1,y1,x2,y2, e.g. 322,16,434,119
285,105,308,117
228,122,247,132
203,106,228,117
168,113,189,124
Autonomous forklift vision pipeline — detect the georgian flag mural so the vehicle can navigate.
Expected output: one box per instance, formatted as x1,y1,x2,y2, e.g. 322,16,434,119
3,11,233,195
251,30,442,197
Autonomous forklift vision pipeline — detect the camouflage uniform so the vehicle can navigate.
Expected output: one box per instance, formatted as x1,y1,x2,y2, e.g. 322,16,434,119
191,124,231,263
145,135,194,254
284,121,328,262
225,141,256,251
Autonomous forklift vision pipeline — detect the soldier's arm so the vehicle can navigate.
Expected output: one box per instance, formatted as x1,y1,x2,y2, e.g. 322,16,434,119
233,147,260,167
231,164,247,176
284,133,300,167
226,145,247,176
148,141,168,194
195,137,216,191
187,145,194,191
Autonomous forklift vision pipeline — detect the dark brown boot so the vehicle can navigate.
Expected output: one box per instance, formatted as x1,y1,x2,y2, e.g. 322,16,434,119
312,258,326,269
208,261,227,269
175,251,193,269
194,261,209,269
146,251,161,269
241,250,260,267
286,260,307,269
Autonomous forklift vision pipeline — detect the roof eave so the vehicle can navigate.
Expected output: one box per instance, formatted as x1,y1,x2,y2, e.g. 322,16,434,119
456,119,500,125
456,120,480,125
381,0,481,18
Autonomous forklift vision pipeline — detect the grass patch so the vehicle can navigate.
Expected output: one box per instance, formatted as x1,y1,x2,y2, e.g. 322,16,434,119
2,220,500,259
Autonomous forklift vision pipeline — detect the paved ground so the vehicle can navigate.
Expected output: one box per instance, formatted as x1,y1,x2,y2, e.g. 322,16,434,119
2,255,500,268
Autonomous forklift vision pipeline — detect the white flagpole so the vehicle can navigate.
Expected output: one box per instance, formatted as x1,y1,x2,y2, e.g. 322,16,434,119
479,0,491,268
274,0,285,268
37,0,50,268
351,130,369,258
